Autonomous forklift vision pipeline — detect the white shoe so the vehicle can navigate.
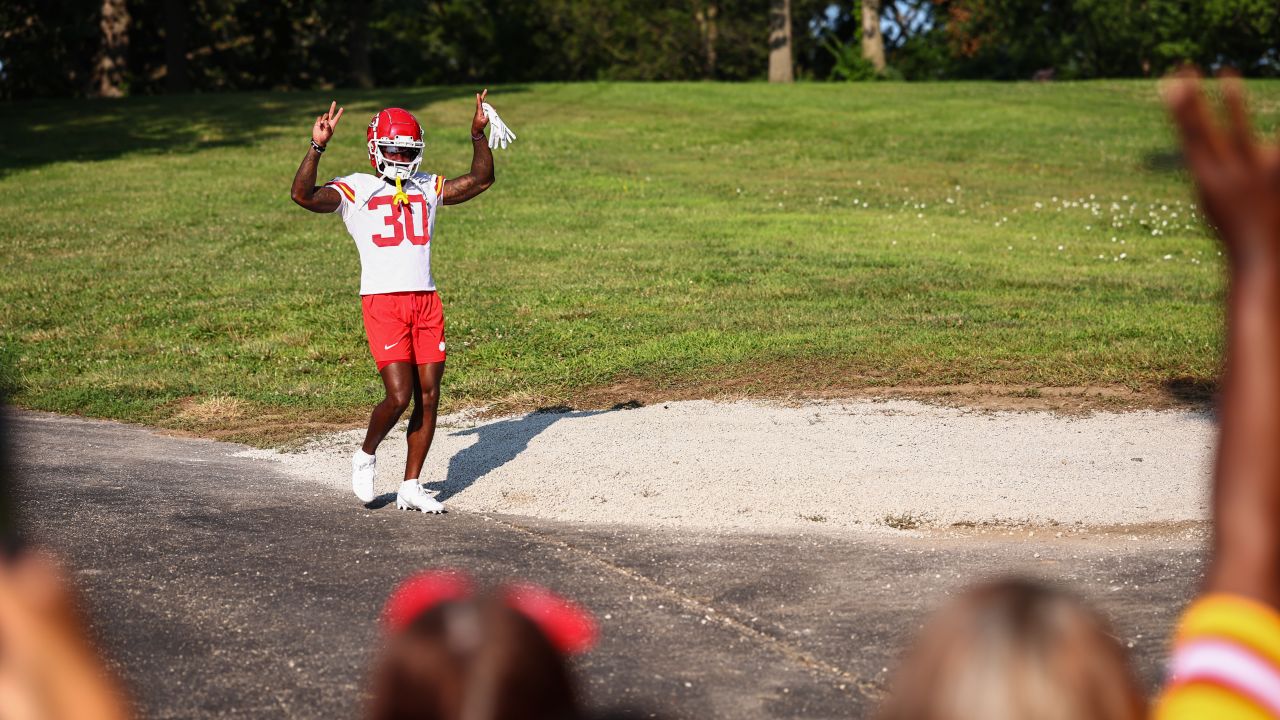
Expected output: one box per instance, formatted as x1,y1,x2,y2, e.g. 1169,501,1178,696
396,480,444,514
352,450,377,503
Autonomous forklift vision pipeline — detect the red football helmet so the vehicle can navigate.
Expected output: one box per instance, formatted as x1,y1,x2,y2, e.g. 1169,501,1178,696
367,108,425,181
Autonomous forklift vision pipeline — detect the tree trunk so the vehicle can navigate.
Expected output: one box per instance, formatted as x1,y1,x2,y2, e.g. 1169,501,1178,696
694,1,719,78
861,0,886,72
163,0,189,93
767,0,792,83
91,0,129,97
349,1,373,89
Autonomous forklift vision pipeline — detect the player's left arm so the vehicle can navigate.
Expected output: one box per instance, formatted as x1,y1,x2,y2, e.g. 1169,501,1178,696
442,89,495,206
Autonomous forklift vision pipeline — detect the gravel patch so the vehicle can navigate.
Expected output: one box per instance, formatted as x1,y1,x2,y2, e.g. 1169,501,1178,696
236,399,1214,532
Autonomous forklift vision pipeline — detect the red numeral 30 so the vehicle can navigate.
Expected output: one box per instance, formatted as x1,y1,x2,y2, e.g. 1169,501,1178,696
368,194,429,247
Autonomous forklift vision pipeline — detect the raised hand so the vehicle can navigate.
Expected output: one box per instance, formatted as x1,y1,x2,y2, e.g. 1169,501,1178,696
1162,69,1280,264
472,89,490,136
1164,69,1280,611
292,101,344,212
312,100,345,148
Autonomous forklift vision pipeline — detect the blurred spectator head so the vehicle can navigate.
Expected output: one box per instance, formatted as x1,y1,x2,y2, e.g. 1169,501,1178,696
367,570,594,720
877,577,1144,720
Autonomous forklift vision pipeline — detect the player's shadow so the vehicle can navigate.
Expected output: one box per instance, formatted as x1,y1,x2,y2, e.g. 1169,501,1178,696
425,401,643,504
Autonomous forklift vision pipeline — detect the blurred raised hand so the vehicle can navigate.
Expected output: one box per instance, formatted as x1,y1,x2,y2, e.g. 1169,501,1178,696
1164,69,1280,608
1162,69,1280,264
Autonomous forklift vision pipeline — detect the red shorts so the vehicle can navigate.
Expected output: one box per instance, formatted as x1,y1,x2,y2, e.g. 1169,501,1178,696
360,291,446,370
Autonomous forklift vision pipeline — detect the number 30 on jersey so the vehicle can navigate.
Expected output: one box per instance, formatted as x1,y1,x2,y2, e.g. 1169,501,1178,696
367,194,430,247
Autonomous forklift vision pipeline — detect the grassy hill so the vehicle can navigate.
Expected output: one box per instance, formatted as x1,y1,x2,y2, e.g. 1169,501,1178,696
2,81,1275,442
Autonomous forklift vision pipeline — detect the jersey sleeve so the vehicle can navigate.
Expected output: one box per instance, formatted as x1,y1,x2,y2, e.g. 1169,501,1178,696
431,174,446,207
1154,593,1280,720
408,172,445,209
323,176,358,216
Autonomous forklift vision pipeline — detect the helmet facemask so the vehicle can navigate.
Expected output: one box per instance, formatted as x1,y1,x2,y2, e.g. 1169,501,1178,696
369,138,424,181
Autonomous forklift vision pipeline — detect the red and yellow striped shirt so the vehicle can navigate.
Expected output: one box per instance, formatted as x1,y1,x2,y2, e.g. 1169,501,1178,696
1156,594,1280,719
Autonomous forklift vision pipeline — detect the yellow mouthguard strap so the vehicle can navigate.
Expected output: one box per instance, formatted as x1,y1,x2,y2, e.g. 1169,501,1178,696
393,176,410,207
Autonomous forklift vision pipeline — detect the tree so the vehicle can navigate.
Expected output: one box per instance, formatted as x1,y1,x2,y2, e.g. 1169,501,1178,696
933,0,1278,80
348,0,373,89
768,0,792,82
0,0,99,99
162,0,188,93
90,0,128,97
694,0,719,77
4,0,1275,98
860,0,885,71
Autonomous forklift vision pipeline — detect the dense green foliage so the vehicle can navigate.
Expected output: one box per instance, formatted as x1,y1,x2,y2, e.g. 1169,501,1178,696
3,81,1275,437
0,0,822,98
937,0,1280,80
2,1,1275,99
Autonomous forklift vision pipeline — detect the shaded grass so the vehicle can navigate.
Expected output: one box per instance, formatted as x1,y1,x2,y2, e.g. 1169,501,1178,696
2,81,1276,440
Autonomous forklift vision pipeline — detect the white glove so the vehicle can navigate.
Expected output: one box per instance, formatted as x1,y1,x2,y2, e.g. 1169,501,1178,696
482,102,516,150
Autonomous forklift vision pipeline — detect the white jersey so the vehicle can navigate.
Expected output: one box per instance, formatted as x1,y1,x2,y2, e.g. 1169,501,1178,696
325,172,445,295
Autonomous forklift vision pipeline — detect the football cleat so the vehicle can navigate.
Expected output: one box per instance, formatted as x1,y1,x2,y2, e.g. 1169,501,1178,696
396,479,444,514
352,450,377,503
367,108,425,182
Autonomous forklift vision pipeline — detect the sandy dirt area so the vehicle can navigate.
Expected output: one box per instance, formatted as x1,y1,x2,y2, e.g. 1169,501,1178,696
236,399,1214,532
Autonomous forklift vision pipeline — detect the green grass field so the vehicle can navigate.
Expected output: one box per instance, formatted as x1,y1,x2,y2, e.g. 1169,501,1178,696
3,81,1277,442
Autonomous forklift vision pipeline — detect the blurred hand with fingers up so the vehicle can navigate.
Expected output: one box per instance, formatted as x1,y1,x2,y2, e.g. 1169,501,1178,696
1161,68,1280,609
1163,68,1280,265
1151,65,1280,720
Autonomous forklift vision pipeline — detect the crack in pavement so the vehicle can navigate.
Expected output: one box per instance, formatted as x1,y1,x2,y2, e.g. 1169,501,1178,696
487,514,885,701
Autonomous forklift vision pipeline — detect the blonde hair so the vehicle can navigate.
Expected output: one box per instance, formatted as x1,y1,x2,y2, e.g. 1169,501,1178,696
876,578,1145,720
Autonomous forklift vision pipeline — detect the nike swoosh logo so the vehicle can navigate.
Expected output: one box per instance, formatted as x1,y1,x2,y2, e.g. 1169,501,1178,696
384,342,400,350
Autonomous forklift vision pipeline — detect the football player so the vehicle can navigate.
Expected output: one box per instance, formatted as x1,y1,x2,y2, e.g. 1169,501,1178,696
289,91,497,513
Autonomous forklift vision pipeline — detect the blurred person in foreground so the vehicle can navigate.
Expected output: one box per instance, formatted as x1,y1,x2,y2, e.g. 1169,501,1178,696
0,408,131,720
367,570,595,720
878,69,1280,720
875,578,1145,720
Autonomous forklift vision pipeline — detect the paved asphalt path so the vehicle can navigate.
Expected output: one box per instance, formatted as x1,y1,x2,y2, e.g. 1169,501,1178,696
12,410,1206,719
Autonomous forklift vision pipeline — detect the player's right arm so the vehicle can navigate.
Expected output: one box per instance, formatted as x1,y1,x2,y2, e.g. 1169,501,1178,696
290,101,345,214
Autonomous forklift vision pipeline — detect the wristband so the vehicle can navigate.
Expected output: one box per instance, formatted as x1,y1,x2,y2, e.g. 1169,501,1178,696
471,131,485,142
310,140,326,154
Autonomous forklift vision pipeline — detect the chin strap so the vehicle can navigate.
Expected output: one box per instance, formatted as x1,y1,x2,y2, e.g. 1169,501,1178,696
393,176,410,207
